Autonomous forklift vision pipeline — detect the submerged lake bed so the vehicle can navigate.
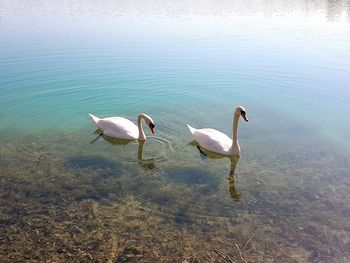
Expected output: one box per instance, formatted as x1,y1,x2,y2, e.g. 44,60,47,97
1,1,350,262
1,129,349,262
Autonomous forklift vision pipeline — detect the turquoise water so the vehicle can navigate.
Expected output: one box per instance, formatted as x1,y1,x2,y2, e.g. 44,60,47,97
1,1,350,262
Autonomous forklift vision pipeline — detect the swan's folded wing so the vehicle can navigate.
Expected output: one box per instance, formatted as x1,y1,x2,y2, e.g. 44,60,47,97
193,128,232,154
99,117,139,139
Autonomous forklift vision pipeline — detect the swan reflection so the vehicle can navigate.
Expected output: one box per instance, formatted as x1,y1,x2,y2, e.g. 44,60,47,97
91,130,156,170
137,141,156,170
190,141,241,201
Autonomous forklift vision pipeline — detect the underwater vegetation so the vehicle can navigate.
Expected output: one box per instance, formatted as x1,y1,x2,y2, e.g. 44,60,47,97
164,167,220,194
66,155,122,172
0,131,349,262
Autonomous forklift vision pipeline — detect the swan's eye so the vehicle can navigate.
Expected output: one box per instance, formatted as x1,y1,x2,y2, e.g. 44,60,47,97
148,123,155,134
240,110,246,115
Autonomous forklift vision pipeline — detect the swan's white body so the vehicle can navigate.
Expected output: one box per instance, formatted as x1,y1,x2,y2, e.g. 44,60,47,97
187,125,236,155
187,106,248,156
89,113,154,141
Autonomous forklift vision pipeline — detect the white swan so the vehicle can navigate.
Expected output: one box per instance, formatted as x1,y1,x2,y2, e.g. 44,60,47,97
89,113,155,141
187,106,248,156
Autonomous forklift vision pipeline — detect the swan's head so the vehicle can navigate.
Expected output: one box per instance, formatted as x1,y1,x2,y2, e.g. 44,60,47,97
142,114,155,134
235,106,248,122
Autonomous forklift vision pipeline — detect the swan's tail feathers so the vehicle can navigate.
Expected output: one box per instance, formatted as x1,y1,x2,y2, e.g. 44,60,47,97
88,113,100,126
186,124,196,135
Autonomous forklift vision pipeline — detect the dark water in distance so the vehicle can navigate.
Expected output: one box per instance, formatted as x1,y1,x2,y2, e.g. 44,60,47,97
0,1,350,262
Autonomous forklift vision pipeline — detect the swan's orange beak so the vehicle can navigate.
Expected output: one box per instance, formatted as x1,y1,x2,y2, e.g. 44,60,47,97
241,111,248,122
149,123,155,134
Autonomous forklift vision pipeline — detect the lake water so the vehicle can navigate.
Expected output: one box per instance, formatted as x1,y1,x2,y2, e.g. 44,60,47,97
1,1,350,262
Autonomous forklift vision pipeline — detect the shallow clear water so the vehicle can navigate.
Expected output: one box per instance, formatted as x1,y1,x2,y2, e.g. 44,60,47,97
1,1,350,262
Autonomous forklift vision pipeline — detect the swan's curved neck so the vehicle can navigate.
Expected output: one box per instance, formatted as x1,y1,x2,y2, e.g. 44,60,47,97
137,115,147,141
231,113,241,155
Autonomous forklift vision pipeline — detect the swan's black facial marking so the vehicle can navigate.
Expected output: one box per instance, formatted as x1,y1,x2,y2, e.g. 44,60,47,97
149,123,155,134
240,110,248,122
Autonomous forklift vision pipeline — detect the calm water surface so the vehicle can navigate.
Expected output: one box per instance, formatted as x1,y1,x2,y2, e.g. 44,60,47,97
1,1,350,262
